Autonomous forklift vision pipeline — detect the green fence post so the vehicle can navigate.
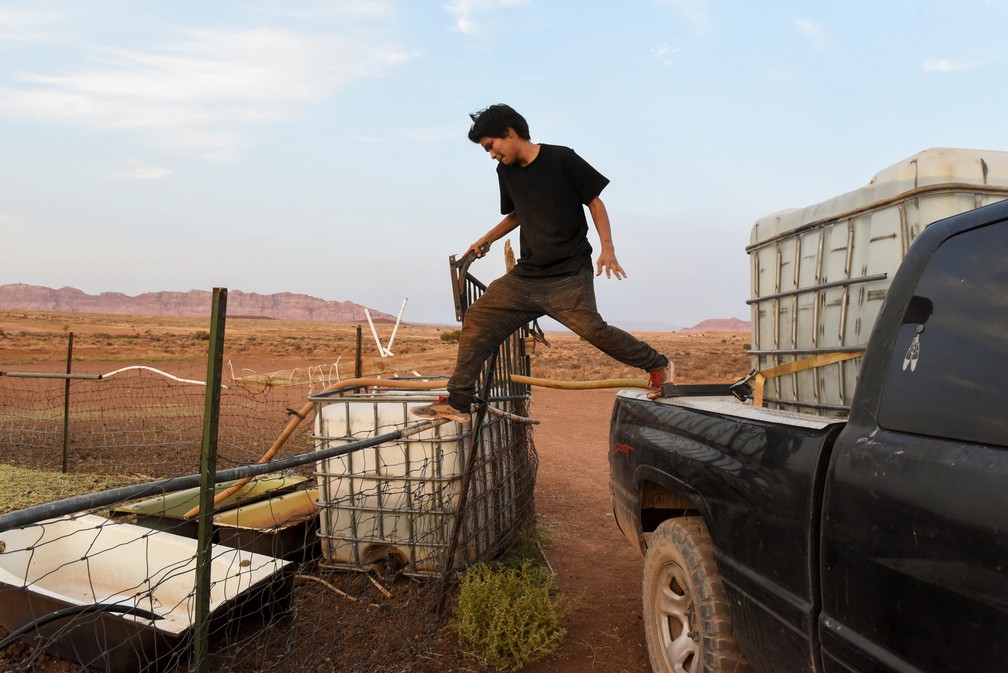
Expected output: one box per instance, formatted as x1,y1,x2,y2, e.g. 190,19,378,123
194,288,227,672
355,324,363,378
62,332,73,474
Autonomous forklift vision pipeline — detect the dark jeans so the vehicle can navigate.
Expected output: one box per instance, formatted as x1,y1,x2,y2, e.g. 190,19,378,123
447,269,668,409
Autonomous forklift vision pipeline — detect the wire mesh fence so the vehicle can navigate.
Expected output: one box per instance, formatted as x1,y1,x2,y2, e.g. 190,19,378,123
0,366,316,479
0,366,537,673
0,411,536,673
0,262,540,672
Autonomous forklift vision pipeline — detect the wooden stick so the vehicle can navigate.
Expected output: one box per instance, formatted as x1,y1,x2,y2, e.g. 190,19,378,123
294,574,358,602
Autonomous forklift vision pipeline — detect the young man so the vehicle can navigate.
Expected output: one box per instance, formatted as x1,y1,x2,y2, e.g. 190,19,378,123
414,104,670,424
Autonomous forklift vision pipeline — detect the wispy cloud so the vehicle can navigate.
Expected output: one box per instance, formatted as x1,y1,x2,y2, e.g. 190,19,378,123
444,0,531,36
791,18,831,50
922,57,969,73
651,43,682,67
0,5,75,42
0,19,417,160
921,49,1005,73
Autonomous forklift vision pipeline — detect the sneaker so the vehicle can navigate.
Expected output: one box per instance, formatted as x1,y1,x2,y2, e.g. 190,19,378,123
411,397,471,424
647,361,673,400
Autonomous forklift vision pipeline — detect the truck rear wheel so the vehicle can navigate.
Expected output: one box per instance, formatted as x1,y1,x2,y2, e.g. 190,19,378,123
642,517,752,673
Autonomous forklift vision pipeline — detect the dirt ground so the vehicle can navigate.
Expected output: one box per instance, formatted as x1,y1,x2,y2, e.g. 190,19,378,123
0,311,752,672
523,387,652,673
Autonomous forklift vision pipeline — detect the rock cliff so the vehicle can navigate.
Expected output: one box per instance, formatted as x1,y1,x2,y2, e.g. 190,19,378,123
680,317,750,333
0,284,396,322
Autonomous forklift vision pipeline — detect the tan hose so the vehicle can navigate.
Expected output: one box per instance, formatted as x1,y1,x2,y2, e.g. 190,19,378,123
508,374,648,390
182,377,447,519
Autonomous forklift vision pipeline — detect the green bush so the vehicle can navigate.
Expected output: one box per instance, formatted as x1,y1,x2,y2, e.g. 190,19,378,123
451,560,568,670
500,527,549,569
440,329,462,342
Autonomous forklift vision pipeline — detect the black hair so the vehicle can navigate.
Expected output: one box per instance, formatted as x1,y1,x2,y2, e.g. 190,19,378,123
467,104,531,143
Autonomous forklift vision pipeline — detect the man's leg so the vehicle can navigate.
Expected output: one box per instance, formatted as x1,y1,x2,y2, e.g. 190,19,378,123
447,272,539,411
539,270,669,376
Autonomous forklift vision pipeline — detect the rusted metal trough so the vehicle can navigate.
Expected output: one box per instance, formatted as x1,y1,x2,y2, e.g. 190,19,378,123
0,513,293,673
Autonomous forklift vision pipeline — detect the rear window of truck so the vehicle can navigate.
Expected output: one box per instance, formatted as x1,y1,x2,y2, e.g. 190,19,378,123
878,220,1008,446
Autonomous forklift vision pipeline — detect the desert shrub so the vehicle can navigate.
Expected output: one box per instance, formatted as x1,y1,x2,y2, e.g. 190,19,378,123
451,559,568,670
499,526,549,569
440,329,462,342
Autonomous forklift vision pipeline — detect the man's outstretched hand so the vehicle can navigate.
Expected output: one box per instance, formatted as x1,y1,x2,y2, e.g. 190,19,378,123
596,250,627,280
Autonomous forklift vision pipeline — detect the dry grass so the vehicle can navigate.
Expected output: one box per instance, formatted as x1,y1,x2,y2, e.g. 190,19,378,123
0,310,460,377
0,310,751,384
0,464,144,515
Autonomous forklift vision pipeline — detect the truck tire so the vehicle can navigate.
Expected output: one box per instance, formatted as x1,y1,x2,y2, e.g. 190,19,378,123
642,517,753,673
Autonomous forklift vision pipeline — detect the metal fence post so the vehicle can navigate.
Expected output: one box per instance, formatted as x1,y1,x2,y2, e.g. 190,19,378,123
436,350,499,615
62,332,73,474
194,288,227,672
355,324,362,378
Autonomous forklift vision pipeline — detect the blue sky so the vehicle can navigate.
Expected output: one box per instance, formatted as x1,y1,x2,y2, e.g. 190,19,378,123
2,1,1006,329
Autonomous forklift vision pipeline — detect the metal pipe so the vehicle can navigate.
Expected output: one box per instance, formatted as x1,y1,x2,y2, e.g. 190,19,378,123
747,346,866,356
746,273,888,304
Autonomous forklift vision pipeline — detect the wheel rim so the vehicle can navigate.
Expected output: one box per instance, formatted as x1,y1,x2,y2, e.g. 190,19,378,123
654,559,699,673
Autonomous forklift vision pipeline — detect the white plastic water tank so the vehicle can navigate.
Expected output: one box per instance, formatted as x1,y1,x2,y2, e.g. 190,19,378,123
312,389,473,574
748,148,1008,415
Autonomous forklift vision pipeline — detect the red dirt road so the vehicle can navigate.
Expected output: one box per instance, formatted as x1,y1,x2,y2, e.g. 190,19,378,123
525,388,649,673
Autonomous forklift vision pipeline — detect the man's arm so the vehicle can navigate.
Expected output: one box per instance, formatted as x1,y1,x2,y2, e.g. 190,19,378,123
468,212,520,258
588,197,627,279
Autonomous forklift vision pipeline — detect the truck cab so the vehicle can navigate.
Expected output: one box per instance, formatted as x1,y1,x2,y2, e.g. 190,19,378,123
818,200,1008,673
609,151,1008,673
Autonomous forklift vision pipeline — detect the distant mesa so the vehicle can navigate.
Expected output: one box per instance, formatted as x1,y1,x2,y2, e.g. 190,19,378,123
680,318,750,333
0,283,396,323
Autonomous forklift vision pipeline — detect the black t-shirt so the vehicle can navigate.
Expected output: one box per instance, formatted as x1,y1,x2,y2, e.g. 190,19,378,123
497,143,609,277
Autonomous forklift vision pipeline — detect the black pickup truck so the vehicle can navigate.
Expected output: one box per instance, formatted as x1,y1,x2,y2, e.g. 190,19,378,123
608,199,1008,673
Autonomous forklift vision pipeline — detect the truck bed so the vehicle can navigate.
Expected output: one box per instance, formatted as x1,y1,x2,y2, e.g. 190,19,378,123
609,390,846,671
